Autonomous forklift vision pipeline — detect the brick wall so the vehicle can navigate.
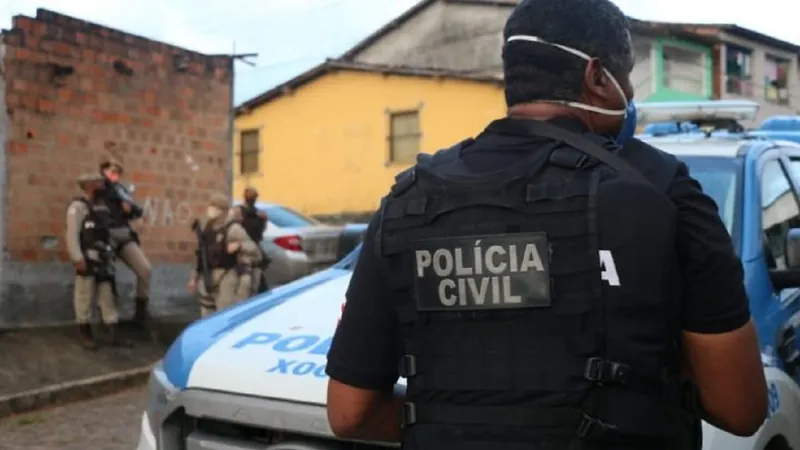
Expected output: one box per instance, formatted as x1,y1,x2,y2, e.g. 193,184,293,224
0,9,233,327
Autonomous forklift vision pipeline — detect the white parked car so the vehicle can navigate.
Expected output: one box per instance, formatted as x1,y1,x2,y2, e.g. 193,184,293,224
234,202,344,286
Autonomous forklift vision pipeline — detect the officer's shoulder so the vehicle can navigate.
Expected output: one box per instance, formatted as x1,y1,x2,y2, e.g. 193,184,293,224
389,145,463,197
389,164,418,198
226,220,245,233
618,138,681,188
67,197,90,211
192,217,208,229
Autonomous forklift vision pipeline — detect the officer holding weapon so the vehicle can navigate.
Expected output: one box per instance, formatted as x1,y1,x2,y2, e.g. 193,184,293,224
187,193,262,317
66,173,130,349
237,187,270,295
97,157,153,328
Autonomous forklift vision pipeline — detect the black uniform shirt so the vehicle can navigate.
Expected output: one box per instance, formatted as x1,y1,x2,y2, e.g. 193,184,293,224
326,118,750,390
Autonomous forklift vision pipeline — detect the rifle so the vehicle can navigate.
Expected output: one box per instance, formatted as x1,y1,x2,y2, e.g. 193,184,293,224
191,219,214,293
105,180,144,219
91,241,116,281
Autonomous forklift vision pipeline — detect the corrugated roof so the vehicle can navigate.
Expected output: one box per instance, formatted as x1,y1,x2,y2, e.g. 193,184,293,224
235,59,503,114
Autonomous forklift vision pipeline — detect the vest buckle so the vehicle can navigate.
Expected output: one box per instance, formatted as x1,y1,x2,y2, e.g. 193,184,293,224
576,414,617,439
402,402,417,428
584,357,631,385
399,354,418,377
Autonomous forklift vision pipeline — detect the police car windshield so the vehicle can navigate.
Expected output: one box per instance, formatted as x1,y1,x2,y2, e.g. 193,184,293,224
676,156,741,238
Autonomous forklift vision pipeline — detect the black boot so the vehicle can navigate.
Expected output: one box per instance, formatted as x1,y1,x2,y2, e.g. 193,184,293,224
105,323,132,348
78,324,97,350
133,297,150,328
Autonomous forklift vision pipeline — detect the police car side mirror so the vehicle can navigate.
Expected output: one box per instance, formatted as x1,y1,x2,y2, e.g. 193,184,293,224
784,229,800,270
770,229,800,290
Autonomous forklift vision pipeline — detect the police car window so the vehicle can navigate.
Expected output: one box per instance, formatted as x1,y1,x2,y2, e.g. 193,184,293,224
761,159,800,270
678,156,740,236
265,205,319,228
785,159,800,189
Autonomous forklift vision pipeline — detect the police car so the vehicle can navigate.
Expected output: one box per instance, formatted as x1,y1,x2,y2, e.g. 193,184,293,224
138,101,800,450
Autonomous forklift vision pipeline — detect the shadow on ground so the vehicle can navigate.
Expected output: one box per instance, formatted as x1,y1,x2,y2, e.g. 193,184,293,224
0,316,193,397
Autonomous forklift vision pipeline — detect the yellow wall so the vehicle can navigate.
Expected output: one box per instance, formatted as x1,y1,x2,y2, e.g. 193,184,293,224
233,69,506,216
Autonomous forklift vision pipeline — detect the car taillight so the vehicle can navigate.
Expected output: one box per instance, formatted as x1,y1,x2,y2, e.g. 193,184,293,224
274,235,302,252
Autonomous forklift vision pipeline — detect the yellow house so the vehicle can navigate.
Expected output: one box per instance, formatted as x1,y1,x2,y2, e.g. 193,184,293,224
233,59,505,217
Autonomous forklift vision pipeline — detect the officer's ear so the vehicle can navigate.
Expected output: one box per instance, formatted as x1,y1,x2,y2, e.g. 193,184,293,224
582,58,614,102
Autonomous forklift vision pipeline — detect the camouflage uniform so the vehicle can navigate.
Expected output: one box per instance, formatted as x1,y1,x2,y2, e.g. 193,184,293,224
191,193,262,317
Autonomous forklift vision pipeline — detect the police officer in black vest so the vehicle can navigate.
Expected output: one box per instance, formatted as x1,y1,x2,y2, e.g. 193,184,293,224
237,187,269,294
66,173,130,349
325,1,767,449
97,157,153,328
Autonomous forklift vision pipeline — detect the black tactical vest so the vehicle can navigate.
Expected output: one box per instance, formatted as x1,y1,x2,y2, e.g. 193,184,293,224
199,222,238,270
75,197,116,281
377,122,690,450
240,204,266,243
97,181,128,227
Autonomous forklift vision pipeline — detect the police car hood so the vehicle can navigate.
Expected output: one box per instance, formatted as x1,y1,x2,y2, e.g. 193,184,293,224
161,267,393,406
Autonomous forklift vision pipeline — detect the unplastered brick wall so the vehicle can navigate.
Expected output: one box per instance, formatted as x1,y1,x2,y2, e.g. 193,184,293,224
0,9,233,327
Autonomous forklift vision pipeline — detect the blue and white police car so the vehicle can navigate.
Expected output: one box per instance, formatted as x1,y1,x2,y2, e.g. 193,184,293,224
138,101,800,450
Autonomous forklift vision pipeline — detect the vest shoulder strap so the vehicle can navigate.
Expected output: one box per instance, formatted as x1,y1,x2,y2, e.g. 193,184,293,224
519,120,649,184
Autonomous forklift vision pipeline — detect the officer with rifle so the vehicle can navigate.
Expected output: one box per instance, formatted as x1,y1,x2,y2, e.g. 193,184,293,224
187,193,262,317
325,0,768,449
66,173,130,349
237,187,270,294
98,157,153,329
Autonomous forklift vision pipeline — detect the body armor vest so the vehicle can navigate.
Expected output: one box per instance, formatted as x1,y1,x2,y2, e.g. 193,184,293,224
198,221,238,270
97,181,128,228
75,197,115,281
378,122,689,450
240,204,265,243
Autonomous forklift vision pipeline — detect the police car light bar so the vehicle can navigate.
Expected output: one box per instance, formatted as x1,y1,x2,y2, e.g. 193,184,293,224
636,100,760,125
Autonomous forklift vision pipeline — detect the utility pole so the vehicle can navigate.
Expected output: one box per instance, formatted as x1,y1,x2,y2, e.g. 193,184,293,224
222,42,258,199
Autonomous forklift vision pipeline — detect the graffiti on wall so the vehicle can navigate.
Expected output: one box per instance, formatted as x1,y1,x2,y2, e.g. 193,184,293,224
142,195,192,227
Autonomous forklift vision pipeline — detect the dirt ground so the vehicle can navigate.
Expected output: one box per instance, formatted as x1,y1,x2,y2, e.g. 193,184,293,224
0,319,190,397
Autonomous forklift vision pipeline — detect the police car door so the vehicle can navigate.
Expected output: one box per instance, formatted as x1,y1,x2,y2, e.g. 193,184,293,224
765,148,800,380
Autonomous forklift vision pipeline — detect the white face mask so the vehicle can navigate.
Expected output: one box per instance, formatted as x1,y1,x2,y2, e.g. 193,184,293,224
206,206,222,219
505,35,629,116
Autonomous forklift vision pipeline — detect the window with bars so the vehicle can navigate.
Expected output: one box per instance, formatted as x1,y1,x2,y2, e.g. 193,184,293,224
662,45,705,96
388,110,421,165
765,55,790,105
725,45,753,96
239,129,260,175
